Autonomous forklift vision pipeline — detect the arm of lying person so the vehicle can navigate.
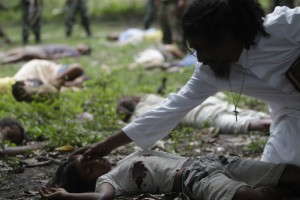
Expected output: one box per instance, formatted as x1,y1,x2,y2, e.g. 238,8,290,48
39,183,115,200
62,76,85,87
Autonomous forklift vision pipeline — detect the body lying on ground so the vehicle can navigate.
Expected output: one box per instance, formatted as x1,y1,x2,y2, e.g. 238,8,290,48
40,149,300,200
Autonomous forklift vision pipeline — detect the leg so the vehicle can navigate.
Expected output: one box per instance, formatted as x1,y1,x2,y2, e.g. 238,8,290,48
30,0,43,43
1,47,46,64
0,27,12,44
248,118,271,132
22,0,30,45
183,160,251,200
1,50,26,64
32,16,42,43
233,186,286,200
64,0,77,37
53,64,84,88
79,0,91,37
32,0,43,43
222,156,300,198
158,2,173,44
56,64,83,82
277,164,300,196
143,0,156,30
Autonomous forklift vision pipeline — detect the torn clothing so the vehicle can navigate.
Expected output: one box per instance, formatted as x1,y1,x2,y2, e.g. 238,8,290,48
96,150,188,196
96,150,286,200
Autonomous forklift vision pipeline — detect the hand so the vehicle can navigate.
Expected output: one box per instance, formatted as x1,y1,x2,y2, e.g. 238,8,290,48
70,142,111,159
248,118,271,132
39,187,67,199
72,131,131,158
82,141,112,158
70,144,92,157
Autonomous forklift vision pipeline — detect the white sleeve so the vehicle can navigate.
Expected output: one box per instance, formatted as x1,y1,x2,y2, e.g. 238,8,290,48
123,64,218,149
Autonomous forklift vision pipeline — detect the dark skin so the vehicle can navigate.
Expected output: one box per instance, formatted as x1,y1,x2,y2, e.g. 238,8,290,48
72,130,132,158
188,35,244,79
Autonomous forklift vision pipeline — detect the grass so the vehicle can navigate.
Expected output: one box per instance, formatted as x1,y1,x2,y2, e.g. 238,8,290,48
0,19,202,148
0,1,269,152
0,0,145,23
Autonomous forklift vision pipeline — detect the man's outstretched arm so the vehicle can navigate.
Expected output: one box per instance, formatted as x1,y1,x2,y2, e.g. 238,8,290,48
72,130,132,157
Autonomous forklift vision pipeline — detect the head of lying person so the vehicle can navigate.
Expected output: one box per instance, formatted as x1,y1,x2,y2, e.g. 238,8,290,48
12,79,59,103
0,118,25,145
51,154,112,193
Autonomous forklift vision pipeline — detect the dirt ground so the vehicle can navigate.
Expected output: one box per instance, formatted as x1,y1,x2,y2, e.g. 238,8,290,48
0,129,268,200
1,130,299,200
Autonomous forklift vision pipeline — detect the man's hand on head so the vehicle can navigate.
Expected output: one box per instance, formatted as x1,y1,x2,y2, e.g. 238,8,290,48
82,141,112,158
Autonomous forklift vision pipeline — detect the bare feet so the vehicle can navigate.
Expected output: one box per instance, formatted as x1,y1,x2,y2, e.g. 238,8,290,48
248,118,271,132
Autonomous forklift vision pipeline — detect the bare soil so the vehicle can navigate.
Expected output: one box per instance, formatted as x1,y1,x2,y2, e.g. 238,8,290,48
0,131,298,200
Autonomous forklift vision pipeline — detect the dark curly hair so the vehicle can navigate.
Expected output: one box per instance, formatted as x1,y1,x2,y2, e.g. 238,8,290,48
182,0,269,50
51,156,96,193
11,81,33,102
0,118,25,145
116,96,141,123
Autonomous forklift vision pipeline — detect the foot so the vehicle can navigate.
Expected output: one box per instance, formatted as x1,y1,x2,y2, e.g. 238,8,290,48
248,118,271,132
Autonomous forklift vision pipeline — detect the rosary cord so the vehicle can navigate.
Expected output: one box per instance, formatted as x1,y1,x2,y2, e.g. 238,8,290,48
228,71,246,121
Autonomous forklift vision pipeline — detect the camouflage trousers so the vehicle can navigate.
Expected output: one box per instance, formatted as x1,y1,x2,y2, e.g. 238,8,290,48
64,0,91,37
22,0,43,45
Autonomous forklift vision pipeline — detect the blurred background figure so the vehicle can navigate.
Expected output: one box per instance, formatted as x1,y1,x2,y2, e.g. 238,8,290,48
0,27,12,44
64,0,92,37
0,1,12,44
143,0,157,30
21,0,43,45
157,0,188,51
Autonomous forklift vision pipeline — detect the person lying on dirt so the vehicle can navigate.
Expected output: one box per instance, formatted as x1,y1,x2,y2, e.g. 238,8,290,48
117,93,271,134
40,149,300,200
0,59,86,102
0,43,91,64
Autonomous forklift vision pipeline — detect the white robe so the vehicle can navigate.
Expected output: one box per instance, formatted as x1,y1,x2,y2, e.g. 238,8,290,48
123,7,300,165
